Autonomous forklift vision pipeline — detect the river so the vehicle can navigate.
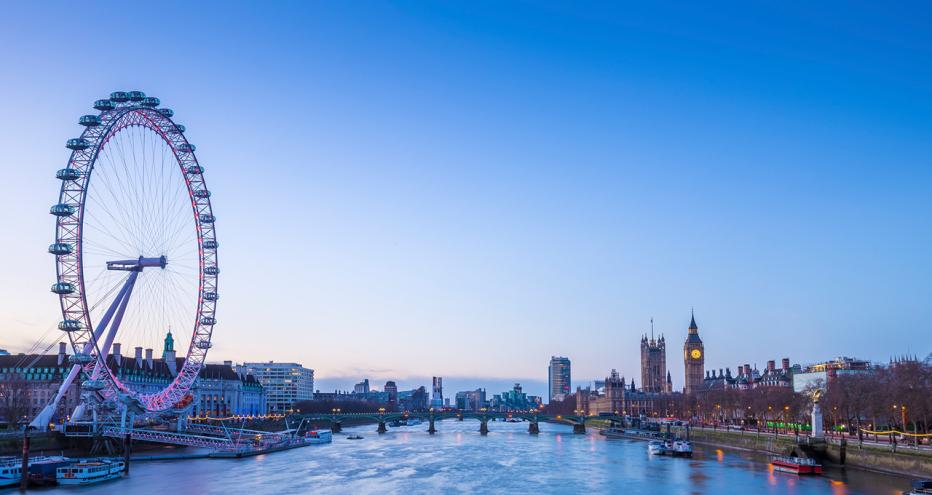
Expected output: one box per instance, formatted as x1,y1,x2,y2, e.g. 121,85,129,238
42,420,910,494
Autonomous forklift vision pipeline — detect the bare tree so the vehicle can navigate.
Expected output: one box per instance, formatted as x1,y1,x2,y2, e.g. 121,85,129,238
0,373,31,429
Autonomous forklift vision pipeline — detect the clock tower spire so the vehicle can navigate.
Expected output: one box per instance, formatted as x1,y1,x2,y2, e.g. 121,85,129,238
684,309,704,395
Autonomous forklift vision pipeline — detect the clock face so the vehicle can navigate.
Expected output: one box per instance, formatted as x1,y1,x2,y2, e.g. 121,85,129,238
690,349,702,360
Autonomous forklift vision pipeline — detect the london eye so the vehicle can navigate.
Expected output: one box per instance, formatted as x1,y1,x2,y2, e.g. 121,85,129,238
34,91,218,427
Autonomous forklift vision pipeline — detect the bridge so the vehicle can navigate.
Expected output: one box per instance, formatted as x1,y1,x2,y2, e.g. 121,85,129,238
61,420,306,454
295,410,626,435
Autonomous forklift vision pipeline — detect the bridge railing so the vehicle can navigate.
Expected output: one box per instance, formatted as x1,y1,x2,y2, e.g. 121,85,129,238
102,426,237,450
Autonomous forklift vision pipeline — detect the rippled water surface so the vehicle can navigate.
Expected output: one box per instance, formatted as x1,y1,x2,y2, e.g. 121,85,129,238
43,421,910,494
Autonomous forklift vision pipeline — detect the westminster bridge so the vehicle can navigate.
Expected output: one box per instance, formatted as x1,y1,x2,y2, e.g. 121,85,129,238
295,410,628,435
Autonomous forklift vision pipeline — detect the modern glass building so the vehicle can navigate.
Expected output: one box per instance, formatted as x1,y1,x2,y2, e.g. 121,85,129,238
548,356,571,403
242,361,314,413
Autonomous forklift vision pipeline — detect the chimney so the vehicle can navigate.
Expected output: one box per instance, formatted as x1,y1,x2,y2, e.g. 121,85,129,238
145,348,153,369
767,360,776,372
743,364,751,376
224,360,233,367
135,346,143,368
782,358,790,370
112,343,122,365
737,365,743,376
58,342,66,366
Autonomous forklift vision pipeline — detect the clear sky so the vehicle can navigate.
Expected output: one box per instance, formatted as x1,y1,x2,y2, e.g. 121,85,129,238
1,2,930,399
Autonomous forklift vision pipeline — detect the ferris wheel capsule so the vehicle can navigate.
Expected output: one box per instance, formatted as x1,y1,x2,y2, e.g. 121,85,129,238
50,203,76,216
51,282,75,294
158,108,174,117
204,266,219,275
69,353,94,365
48,243,73,255
194,189,211,198
203,240,218,249
56,168,81,180
58,320,83,331
94,99,115,111
141,97,160,107
66,138,90,150
110,91,129,102
186,165,203,175
178,143,196,153
127,90,146,102
200,316,216,325
79,115,101,126
82,379,107,391
199,214,215,223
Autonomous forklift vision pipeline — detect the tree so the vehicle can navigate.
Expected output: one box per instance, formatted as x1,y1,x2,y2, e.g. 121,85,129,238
0,373,31,428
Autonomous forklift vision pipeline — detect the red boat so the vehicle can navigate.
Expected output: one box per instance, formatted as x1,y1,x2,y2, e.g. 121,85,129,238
771,456,823,475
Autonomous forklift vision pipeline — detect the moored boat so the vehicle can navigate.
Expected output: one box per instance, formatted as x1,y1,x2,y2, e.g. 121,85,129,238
905,480,932,495
56,459,124,485
770,455,822,475
0,457,22,488
647,440,667,455
0,455,72,488
671,440,693,457
306,430,333,444
28,455,71,486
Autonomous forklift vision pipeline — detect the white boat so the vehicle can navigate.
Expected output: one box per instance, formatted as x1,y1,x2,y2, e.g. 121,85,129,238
57,459,124,485
647,440,667,455
0,457,22,488
0,455,69,487
305,430,333,444
671,440,693,457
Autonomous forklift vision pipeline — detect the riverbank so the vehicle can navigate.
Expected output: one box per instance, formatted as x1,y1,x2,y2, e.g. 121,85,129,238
678,427,932,479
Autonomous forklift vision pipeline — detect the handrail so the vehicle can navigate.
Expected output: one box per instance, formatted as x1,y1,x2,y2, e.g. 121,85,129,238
858,428,932,438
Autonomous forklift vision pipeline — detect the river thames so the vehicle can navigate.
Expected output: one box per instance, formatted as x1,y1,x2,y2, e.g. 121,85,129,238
44,421,908,494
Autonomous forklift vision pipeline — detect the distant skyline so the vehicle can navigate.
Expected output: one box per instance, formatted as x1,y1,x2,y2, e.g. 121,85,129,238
1,2,931,397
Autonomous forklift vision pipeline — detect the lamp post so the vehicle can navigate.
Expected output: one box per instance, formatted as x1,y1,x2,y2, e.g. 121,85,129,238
783,406,790,435
768,406,775,437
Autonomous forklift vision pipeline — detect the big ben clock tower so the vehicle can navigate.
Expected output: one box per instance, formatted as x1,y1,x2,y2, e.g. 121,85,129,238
683,310,704,395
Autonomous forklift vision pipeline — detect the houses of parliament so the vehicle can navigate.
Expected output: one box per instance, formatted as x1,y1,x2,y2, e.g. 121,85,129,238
639,310,705,395
576,311,705,417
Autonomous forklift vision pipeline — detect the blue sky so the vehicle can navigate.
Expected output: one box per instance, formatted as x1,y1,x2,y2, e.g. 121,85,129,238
0,2,930,399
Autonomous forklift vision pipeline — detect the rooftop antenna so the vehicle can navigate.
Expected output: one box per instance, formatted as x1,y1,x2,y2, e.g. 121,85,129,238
650,318,654,341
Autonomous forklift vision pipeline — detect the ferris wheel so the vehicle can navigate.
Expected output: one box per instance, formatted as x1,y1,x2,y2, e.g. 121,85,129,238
34,90,218,427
